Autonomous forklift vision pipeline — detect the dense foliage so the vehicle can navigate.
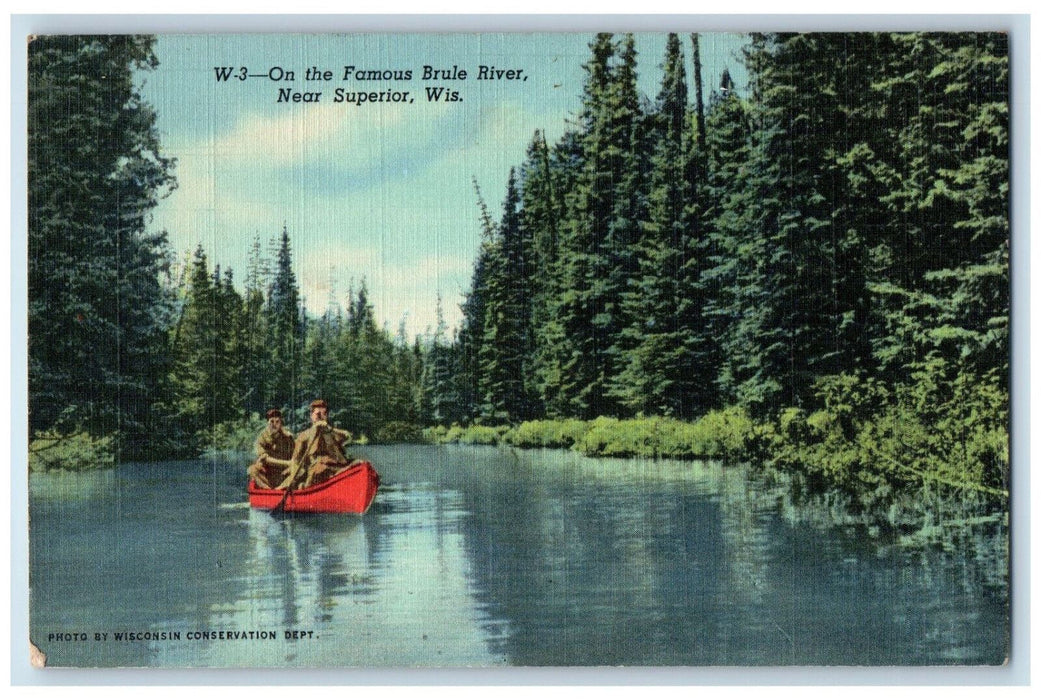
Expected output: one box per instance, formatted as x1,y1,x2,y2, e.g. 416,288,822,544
28,35,176,459
155,234,427,454
28,31,1009,518
27,36,426,461
432,32,1009,510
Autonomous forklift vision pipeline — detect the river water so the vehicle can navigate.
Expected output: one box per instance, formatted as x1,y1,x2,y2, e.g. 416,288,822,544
28,444,1008,668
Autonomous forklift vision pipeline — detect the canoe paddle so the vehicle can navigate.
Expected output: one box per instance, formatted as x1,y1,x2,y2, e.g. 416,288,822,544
272,481,295,513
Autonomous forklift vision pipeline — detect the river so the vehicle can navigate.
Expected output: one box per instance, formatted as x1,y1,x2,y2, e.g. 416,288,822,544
28,444,1008,668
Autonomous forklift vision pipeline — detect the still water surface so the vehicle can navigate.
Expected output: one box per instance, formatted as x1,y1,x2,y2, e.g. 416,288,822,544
29,444,1008,667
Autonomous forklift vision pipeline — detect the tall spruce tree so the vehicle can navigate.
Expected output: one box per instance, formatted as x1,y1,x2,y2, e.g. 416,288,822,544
862,33,1009,383
389,321,425,426
167,247,221,442
456,182,497,422
518,130,558,419
265,225,305,410
215,266,247,422
302,309,339,408
28,35,176,448
422,295,463,424
680,32,720,415
240,236,270,416
529,129,584,418
702,80,756,407
478,169,533,423
610,33,703,416
552,33,643,418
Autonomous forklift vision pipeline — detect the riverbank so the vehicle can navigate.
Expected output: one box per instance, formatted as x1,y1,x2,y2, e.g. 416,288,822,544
28,430,115,472
425,411,753,460
30,397,1008,539
425,402,1009,534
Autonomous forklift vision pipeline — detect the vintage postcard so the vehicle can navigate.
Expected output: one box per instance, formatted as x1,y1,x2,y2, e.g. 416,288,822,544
24,28,1011,670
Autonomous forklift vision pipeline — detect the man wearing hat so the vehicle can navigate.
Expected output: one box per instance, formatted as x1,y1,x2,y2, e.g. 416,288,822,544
278,399,354,490
247,409,296,489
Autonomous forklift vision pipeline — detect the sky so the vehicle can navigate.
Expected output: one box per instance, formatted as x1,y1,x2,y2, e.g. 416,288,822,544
140,32,749,339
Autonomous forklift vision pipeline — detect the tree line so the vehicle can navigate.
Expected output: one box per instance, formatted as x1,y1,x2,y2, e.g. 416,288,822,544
160,228,427,452
426,32,1008,499
430,32,1008,422
27,36,426,460
28,33,1009,496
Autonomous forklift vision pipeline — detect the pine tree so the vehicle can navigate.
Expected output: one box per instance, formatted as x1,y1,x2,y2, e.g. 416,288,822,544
422,295,463,424
863,33,1009,383
240,235,270,416
302,309,339,409
681,32,721,416
390,321,425,425
709,33,874,413
478,169,533,423
28,35,176,449
265,225,305,411
528,129,584,418
552,33,644,418
456,181,497,422
702,81,756,407
215,266,247,422
610,33,702,416
517,130,557,419
167,246,221,442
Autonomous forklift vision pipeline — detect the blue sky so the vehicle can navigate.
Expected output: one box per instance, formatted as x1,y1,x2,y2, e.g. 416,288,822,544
141,32,748,339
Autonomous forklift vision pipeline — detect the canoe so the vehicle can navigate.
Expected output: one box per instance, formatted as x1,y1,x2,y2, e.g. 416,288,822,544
248,460,380,514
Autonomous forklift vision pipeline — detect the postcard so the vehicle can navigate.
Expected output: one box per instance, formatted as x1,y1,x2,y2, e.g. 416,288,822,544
24,29,1011,669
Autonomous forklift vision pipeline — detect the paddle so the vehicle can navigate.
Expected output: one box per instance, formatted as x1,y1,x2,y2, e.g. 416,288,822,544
271,457,301,513
272,477,296,513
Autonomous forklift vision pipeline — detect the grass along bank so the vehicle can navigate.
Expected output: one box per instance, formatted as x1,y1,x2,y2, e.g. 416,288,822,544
425,375,1008,533
424,410,759,460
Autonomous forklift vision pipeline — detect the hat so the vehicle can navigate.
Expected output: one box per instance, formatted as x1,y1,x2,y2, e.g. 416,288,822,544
265,408,283,419
310,399,329,410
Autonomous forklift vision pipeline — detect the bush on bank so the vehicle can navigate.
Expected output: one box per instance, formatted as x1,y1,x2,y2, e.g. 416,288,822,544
425,408,760,461
422,367,1008,520
371,421,428,444
761,367,1008,513
28,429,116,472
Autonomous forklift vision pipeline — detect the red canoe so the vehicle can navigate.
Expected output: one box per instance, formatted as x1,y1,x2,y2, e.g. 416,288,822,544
248,461,380,514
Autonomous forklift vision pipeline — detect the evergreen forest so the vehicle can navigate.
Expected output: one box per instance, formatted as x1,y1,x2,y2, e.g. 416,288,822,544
27,33,1009,521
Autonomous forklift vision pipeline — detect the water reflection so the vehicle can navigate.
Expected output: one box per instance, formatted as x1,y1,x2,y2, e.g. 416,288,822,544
412,446,1008,666
28,446,1007,667
175,484,504,667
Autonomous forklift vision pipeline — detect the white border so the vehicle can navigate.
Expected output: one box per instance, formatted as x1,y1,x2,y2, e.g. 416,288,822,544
6,10,1032,692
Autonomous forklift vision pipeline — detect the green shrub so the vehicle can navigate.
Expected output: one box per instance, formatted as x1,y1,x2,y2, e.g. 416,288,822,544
761,365,1009,516
444,424,468,443
29,430,116,472
507,419,592,449
437,412,760,461
689,407,757,459
571,415,755,460
574,417,642,457
425,423,507,445
465,425,509,445
424,424,450,443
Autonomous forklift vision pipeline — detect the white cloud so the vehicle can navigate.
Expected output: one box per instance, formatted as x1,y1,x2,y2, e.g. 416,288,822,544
149,48,574,340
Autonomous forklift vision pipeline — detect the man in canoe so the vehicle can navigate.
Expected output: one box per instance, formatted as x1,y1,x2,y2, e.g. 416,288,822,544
277,399,354,490
247,408,296,489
